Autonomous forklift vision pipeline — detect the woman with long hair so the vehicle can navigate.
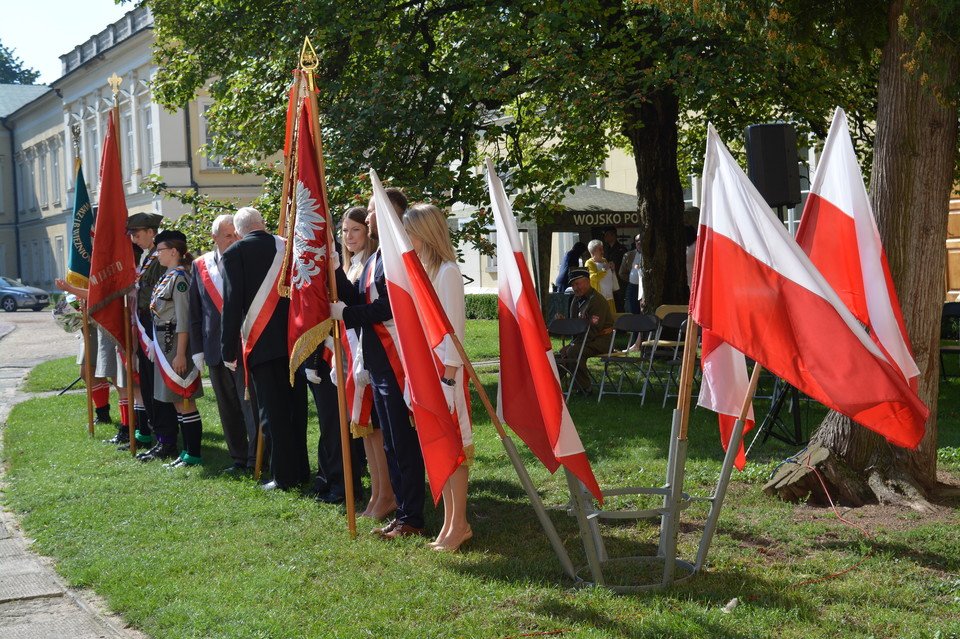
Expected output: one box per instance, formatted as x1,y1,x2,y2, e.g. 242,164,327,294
403,203,472,552
340,206,396,518
150,230,204,467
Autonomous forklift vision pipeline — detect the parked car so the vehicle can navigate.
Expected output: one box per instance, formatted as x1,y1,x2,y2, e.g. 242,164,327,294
0,276,50,312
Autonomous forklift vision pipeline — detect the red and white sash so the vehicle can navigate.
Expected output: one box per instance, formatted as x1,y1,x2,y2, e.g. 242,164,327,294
340,326,374,436
240,235,286,374
365,258,406,393
153,325,202,398
194,251,224,313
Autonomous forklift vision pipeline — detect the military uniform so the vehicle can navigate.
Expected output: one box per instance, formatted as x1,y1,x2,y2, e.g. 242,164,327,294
150,267,203,403
564,288,614,392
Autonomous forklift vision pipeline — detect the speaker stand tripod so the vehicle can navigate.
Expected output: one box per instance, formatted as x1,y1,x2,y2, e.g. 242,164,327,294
756,379,806,447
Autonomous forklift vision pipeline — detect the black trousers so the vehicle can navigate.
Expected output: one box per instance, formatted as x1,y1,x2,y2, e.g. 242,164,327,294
249,357,309,488
307,362,363,496
208,360,258,467
370,369,424,529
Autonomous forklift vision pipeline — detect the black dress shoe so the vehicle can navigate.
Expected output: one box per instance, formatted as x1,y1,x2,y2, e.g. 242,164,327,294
136,441,179,462
315,491,346,504
104,430,129,444
304,478,329,497
220,463,249,474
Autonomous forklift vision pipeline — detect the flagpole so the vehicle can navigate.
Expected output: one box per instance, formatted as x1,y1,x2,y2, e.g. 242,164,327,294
695,363,761,572
72,129,96,438
107,73,137,457
449,334,579,580
302,38,357,538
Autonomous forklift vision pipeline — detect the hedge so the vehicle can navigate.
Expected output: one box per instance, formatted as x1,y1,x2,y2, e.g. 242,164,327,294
464,294,498,319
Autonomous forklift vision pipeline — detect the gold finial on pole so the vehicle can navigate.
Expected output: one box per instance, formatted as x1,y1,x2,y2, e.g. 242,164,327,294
299,37,319,91
107,72,122,105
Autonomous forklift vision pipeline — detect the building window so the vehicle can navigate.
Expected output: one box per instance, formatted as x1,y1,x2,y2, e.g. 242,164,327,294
28,157,37,210
200,102,225,170
39,150,48,208
15,163,24,213
85,116,99,186
141,105,155,174
55,236,64,279
43,239,52,282
51,144,61,205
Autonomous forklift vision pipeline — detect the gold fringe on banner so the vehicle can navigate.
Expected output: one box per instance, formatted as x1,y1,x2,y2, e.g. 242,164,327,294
288,317,334,386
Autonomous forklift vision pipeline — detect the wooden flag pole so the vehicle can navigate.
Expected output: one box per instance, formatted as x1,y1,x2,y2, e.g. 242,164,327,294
107,72,138,456
675,314,701,440
302,37,356,538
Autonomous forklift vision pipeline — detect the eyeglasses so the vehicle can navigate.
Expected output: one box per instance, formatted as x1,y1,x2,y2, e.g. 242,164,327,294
156,246,174,253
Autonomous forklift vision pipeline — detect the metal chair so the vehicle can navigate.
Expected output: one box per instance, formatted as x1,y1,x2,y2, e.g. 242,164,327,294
661,318,701,408
548,317,591,401
941,302,960,380
597,313,659,404
643,310,688,402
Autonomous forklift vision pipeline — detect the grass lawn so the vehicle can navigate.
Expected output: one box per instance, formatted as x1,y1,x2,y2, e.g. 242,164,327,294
3,319,960,638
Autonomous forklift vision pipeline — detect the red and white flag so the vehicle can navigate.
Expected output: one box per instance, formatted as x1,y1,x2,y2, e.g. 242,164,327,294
88,110,136,348
487,159,602,502
370,169,464,504
691,125,928,454
796,107,919,388
698,330,754,470
286,100,334,382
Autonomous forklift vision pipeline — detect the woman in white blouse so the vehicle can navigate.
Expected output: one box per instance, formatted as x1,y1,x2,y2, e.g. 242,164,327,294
403,203,473,552
341,206,396,519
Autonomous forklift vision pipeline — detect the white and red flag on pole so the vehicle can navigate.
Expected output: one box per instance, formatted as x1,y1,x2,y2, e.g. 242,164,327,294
691,125,928,457
487,159,602,502
87,110,136,348
285,100,334,382
796,107,919,388
370,169,464,504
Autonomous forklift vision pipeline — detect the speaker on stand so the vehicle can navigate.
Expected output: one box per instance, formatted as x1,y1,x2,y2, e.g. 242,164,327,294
744,123,807,448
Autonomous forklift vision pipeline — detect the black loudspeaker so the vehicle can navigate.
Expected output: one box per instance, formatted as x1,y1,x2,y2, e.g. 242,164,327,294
745,123,801,208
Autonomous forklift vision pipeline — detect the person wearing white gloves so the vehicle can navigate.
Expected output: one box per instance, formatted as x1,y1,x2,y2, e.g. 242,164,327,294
188,214,258,473
402,203,473,552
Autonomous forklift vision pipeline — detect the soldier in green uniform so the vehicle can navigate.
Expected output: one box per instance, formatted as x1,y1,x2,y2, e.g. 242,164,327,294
557,267,614,396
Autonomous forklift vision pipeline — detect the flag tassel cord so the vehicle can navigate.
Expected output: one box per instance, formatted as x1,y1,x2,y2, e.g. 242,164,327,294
304,50,357,538
449,334,580,581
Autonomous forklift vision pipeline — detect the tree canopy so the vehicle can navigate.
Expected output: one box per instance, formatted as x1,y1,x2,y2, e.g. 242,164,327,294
0,41,39,85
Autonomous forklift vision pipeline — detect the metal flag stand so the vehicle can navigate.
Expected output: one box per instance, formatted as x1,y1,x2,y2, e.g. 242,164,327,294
562,315,758,592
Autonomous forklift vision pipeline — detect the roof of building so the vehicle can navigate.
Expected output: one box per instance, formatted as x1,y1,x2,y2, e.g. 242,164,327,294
560,186,638,213
0,84,53,118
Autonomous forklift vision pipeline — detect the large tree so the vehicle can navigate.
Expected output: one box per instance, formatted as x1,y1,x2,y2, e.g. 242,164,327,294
732,0,960,508
0,41,39,84
147,0,858,310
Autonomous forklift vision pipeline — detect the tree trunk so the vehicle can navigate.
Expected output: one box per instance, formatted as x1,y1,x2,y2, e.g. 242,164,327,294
767,0,959,510
623,87,688,312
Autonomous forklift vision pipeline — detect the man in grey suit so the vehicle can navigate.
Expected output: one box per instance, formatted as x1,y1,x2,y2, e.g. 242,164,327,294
189,214,258,473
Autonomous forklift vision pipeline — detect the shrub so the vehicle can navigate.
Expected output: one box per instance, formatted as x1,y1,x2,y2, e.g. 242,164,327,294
464,294,498,319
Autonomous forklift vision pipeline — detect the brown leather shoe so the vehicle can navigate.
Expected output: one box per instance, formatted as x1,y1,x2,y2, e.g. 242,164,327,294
371,518,401,536
382,523,427,539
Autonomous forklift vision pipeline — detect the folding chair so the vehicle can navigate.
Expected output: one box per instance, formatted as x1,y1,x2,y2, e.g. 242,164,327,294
548,317,591,401
941,302,960,380
643,309,688,402
661,318,701,408
597,313,659,404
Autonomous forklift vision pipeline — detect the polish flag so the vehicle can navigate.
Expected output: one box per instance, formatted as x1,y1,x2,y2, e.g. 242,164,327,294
691,126,928,451
796,107,919,388
88,110,136,349
370,169,464,504
487,159,602,502
698,330,754,470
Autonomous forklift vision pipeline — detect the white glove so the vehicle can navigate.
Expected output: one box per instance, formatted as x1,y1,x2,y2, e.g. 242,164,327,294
192,353,204,371
442,382,456,413
328,366,338,387
305,368,322,384
329,301,347,321
224,360,237,372
355,369,370,388
330,250,341,270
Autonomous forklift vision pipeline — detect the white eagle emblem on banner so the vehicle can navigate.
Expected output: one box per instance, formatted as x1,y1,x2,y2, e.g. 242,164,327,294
292,180,327,289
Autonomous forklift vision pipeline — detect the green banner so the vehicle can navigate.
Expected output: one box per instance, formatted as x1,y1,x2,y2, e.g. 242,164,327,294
65,162,94,288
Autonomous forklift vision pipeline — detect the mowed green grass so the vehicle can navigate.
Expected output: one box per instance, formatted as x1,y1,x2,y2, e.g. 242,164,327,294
3,320,960,638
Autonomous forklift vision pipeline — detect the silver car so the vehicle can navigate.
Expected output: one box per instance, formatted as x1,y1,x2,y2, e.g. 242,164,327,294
0,276,50,312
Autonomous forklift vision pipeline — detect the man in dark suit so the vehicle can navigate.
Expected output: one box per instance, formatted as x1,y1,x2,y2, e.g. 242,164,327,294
189,213,258,473
331,188,427,539
221,207,309,490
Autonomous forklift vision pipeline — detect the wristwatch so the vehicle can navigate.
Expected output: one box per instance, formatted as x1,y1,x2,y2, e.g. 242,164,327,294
440,377,456,386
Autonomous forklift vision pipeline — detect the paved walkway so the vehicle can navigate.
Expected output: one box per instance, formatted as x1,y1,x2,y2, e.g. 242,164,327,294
0,312,145,639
